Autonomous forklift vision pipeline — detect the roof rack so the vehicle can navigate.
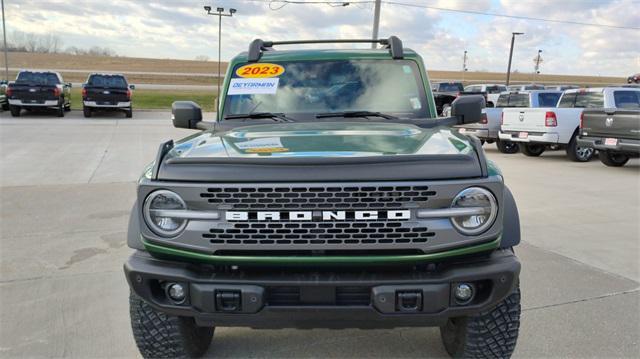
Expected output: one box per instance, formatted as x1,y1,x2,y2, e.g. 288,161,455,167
247,36,404,62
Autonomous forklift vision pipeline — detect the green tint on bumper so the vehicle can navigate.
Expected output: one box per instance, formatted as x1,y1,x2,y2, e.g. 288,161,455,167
142,237,501,265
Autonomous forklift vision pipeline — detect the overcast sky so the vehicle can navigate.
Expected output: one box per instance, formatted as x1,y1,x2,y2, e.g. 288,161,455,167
4,0,639,76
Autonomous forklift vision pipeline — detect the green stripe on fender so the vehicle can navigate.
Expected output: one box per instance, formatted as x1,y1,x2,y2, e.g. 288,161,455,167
142,237,501,265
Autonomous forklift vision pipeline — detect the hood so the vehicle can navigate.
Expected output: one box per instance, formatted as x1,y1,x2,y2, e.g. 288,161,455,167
167,122,473,159
156,122,484,182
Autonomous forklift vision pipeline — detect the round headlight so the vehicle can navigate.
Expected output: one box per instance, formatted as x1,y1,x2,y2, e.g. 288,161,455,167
450,187,497,235
143,190,187,237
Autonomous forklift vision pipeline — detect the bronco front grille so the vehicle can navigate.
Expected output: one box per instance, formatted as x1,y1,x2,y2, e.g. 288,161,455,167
203,220,435,246
199,185,436,210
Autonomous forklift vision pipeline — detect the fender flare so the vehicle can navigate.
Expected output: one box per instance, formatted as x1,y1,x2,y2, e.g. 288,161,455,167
127,200,145,250
500,186,521,248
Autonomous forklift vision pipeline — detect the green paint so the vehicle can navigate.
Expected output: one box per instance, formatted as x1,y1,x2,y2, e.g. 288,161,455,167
142,237,501,265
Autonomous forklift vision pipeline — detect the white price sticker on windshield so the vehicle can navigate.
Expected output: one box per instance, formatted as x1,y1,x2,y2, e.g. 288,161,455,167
228,78,279,95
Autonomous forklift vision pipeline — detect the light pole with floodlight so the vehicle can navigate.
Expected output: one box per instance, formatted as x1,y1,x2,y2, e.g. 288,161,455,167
505,32,524,86
204,5,237,109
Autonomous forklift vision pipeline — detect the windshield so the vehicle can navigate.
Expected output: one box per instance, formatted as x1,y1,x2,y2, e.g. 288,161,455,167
496,93,529,107
437,83,463,92
16,72,60,86
223,60,429,119
88,75,127,88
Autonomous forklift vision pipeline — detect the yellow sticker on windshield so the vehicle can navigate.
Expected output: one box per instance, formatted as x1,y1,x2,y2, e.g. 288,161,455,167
236,63,285,78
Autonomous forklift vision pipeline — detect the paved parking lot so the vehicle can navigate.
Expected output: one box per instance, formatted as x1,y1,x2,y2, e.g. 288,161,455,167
1,110,639,358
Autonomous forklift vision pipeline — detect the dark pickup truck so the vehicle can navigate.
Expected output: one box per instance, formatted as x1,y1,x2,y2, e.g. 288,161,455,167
7,71,72,117
578,106,640,167
432,82,464,115
82,73,134,118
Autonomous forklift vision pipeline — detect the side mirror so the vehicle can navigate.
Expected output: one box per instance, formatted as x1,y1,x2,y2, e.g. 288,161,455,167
451,95,485,124
129,84,135,90
172,101,203,129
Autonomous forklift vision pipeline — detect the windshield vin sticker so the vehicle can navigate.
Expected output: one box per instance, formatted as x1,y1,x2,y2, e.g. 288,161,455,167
228,78,280,95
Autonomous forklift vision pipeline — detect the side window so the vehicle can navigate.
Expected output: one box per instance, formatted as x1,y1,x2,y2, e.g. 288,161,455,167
557,93,577,108
613,91,640,108
496,94,510,107
574,92,604,108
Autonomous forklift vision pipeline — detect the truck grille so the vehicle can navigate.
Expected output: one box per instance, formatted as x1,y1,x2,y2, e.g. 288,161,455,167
200,185,436,210
203,220,435,245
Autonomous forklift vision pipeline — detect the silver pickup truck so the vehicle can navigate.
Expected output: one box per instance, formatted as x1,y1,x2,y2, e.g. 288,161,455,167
458,90,562,153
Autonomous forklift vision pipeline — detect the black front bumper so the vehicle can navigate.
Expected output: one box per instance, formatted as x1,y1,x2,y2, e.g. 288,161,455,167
124,250,520,329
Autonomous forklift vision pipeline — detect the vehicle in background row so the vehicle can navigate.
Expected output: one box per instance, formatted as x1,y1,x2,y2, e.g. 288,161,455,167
124,37,523,359
459,90,562,154
432,81,464,115
544,85,579,91
6,71,72,117
0,80,8,111
500,87,640,161
464,83,506,107
578,105,640,167
628,73,639,84
507,84,545,92
82,73,135,118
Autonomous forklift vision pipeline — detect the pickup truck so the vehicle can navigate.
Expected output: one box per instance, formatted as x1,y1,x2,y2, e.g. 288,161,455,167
0,80,8,111
124,37,522,359
432,81,464,115
499,87,640,161
458,90,562,154
6,70,72,117
578,106,640,167
464,83,506,107
82,73,135,118
507,84,545,92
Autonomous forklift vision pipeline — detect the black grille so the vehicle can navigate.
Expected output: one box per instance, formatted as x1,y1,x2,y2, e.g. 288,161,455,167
267,286,371,306
203,221,435,245
200,185,436,210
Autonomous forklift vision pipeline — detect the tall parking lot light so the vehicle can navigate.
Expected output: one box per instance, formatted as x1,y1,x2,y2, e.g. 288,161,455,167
204,5,237,109
505,32,524,86
2,0,8,81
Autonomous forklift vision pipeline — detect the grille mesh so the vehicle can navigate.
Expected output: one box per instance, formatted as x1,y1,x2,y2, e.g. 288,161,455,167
200,185,436,210
203,220,434,245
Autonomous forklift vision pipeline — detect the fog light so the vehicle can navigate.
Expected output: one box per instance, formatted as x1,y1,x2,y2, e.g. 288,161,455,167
167,283,186,302
454,283,474,303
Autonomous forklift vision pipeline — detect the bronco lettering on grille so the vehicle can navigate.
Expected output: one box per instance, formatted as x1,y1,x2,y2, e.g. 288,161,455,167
225,210,411,221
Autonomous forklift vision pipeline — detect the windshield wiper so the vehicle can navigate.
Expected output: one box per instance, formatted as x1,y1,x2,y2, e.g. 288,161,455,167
315,111,398,120
224,112,296,122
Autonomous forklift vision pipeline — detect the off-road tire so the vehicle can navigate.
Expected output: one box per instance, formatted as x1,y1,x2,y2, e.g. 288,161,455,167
496,140,519,154
126,106,133,118
566,134,594,162
440,287,521,358
10,105,20,117
83,107,92,118
129,293,214,358
598,151,629,167
521,143,545,157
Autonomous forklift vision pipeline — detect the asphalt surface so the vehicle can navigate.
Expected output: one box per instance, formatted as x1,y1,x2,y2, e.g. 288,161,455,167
1,110,639,358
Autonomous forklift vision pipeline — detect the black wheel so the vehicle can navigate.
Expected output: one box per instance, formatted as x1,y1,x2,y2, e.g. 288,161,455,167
56,103,65,117
440,287,521,358
130,292,214,358
2,102,8,111
521,143,545,157
496,140,519,154
598,151,629,167
566,134,594,162
126,106,133,118
10,105,21,117
83,107,92,118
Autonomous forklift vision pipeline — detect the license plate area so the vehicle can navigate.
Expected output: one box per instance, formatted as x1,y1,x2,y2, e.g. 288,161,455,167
518,132,528,139
604,138,618,146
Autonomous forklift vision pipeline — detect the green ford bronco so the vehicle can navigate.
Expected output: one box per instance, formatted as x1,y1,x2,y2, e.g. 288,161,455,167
124,37,522,358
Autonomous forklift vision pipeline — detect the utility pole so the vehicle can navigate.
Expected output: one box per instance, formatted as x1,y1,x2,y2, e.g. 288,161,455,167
462,50,468,82
505,32,524,86
204,5,236,110
371,0,381,48
533,49,542,82
2,0,8,82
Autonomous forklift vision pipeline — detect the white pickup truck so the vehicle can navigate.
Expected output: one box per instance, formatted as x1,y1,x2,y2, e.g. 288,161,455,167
458,90,562,153
463,84,507,107
499,87,640,161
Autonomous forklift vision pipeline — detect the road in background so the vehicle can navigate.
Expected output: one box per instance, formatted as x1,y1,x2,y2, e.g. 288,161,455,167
1,111,638,358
